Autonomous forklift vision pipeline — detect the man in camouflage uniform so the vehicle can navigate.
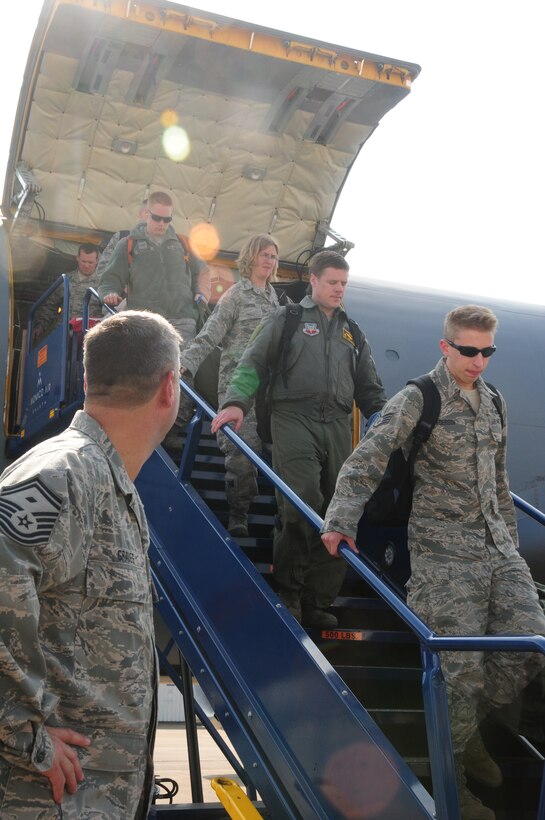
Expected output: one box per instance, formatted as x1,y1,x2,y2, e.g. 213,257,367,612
0,311,181,818
322,305,545,820
213,250,386,628
98,190,210,440
34,243,102,338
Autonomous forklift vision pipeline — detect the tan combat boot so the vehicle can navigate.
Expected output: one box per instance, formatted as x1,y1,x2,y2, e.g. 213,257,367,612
455,756,496,820
463,730,503,788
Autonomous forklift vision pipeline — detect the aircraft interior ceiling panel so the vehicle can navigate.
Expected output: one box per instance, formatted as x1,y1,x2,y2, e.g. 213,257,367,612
21,134,59,175
32,136,92,179
33,53,78,94
279,187,333,227
30,172,81,226
154,156,222,200
25,100,67,141
109,64,154,105
75,196,146,237
288,144,351,189
210,190,278,233
271,225,317,262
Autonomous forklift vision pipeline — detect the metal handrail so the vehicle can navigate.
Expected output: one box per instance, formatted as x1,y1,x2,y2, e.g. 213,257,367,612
512,492,545,526
27,273,71,403
176,375,545,820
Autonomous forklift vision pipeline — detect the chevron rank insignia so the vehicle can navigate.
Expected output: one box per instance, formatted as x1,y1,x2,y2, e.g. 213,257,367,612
0,477,63,546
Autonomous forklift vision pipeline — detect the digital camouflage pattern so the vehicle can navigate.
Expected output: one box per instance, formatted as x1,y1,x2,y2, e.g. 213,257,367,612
0,411,156,817
170,316,197,429
323,357,545,751
180,278,280,511
36,268,103,334
96,229,127,277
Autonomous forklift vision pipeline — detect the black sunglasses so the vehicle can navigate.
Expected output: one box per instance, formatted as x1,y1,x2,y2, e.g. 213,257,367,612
446,339,496,358
148,212,173,224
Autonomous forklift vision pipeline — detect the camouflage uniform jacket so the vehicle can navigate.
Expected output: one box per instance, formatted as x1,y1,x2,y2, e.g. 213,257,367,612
36,268,102,333
180,278,280,397
97,222,209,320
0,411,156,774
96,229,128,277
323,357,518,559
223,295,386,421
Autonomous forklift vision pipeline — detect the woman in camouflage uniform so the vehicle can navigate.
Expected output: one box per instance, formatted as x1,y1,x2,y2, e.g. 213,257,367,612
180,234,281,537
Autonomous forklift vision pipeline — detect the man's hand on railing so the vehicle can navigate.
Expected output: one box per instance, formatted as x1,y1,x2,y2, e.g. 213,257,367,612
321,530,358,558
211,406,244,434
102,292,123,306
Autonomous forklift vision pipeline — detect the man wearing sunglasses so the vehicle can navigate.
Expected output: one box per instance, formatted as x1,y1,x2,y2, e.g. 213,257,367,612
322,304,545,820
98,191,210,439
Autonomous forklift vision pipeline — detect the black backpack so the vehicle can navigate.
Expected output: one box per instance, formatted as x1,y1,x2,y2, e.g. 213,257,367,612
255,304,365,444
363,374,503,527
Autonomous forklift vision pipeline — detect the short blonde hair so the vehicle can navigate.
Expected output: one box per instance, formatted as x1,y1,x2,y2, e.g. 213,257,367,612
237,234,279,283
148,191,173,209
444,305,498,340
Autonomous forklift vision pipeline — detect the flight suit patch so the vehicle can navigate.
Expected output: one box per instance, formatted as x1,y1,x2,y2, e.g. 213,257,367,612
342,328,355,346
303,322,320,336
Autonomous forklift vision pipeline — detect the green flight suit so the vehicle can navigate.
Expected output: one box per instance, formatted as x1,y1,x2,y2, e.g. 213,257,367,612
224,295,386,609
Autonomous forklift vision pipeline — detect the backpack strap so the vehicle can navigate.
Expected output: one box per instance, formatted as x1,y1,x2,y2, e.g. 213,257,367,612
127,236,135,267
484,381,503,427
279,304,304,388
346,317,366,357
405,375,442,467
176,232,191,264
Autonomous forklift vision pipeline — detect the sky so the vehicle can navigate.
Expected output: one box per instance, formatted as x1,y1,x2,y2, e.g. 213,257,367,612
1,1,543,304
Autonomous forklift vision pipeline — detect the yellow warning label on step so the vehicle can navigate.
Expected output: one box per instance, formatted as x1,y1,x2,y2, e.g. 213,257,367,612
322,630,363,641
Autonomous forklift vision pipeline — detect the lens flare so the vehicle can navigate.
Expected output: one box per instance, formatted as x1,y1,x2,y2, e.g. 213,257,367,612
160,109,179,128
189,223,220,262
162,126,190,162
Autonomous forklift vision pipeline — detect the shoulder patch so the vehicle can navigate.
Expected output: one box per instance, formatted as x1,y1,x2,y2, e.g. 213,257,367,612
372,412,395,428
0,477,63,546
302,322,320,336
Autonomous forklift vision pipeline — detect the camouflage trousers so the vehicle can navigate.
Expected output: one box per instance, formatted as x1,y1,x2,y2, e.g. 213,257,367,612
170,317,197,429
216,394,260,517
0,750,153,819
271,410,352,610
407,548,545,753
